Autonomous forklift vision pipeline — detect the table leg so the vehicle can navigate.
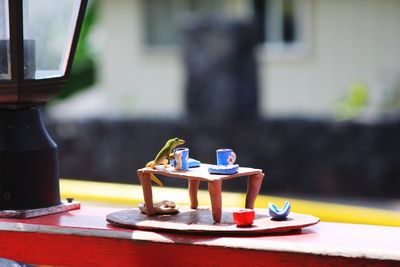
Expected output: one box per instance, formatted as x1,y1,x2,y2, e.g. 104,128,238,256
188,179,200,209
245,173,264,209
208,180,222,222
137,171,155,216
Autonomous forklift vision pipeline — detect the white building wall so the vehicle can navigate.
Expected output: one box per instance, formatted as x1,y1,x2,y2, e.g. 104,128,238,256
96,0,185,118
264,0,400,116
50,0,400,119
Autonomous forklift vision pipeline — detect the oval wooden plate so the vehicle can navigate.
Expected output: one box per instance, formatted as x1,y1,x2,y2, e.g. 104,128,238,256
106,207,319,236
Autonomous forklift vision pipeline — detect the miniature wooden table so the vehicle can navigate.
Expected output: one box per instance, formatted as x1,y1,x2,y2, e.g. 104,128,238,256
137,164,264,222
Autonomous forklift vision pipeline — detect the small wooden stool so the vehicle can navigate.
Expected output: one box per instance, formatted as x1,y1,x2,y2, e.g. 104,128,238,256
137,164,264,222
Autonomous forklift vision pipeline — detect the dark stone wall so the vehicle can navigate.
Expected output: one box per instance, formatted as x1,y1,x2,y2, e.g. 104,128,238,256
46,117,400,199
183,17,259,123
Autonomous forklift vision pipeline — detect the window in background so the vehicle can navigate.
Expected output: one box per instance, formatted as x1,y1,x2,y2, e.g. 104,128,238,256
266,0,297,44
143,0,223,46
143,0,311,55
255,0,312,57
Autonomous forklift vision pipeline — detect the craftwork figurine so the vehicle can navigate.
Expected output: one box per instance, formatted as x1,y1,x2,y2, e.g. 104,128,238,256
138,200,179,215
216,148,236,165
172,148,190,171
145,137,185,187
269,201,291,221
233,209,255,227
208,148,239,174
171,157,201,168
106,139,320,234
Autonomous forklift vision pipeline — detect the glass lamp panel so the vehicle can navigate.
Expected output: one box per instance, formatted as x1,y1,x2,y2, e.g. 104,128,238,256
23,0,82,79
0,0,10,80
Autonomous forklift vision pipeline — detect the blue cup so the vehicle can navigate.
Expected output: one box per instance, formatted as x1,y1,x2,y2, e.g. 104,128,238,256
216,148,236,166
173,148,189,171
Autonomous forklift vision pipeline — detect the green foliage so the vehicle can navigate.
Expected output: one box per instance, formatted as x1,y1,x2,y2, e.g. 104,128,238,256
333,82,369,120
53,0,98,101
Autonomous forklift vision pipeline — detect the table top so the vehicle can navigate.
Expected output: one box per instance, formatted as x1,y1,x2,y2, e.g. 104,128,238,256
0,206,399,262
138,164,263,182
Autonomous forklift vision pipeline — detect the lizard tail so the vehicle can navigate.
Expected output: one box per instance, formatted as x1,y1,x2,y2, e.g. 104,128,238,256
150,173,164,187
145,161,164,187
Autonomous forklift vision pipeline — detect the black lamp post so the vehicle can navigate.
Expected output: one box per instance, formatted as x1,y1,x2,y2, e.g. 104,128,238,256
0,0,88,217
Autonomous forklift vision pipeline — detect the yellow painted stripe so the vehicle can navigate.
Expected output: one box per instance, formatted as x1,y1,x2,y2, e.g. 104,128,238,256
60,179,400,227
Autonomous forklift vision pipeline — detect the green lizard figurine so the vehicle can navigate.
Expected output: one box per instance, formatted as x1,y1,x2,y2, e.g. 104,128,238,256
146,137,185,187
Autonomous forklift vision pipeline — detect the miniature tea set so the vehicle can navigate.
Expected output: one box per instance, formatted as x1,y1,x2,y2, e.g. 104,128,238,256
171,146,291,225
106,138,319,235
172,147,239,175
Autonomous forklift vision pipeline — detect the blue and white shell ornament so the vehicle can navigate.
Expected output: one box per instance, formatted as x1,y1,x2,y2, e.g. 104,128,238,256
269,201,291,221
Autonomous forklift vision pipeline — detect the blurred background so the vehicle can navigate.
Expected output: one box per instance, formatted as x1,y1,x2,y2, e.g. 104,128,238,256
45,0,400,208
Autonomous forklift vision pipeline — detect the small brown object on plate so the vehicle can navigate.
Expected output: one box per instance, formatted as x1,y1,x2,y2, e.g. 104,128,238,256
138,200,179,215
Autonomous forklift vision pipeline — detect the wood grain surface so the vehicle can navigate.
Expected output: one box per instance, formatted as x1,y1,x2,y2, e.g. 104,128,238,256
138,164,263,182
106,207,320,235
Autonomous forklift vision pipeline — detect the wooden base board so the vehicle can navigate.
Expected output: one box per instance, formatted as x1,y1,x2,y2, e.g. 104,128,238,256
106,207,319,235
0,202,80,219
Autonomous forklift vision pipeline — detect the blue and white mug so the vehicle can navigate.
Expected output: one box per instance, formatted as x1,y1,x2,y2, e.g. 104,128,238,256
216,148,236,166
173,147,189,171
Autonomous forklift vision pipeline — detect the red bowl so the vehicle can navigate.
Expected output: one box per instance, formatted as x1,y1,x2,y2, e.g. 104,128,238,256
233,209,255,227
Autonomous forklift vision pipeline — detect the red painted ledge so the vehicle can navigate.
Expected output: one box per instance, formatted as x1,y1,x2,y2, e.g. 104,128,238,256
0,206,399,267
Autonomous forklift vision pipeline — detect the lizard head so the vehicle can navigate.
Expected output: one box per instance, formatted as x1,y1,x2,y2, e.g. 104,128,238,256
167,137,185,148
